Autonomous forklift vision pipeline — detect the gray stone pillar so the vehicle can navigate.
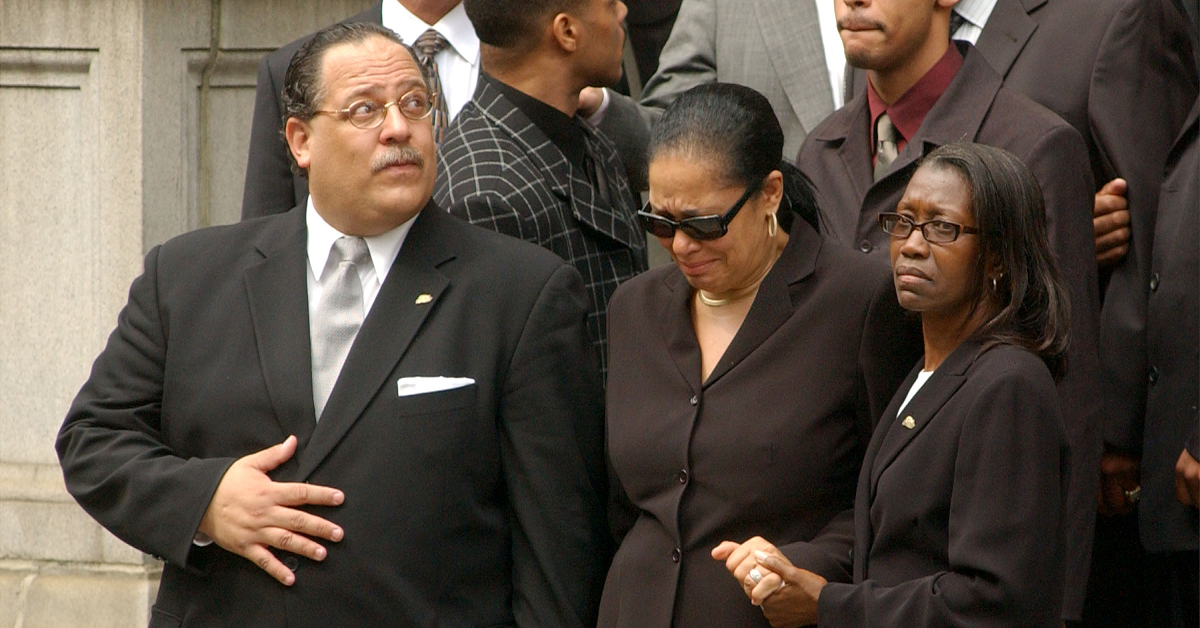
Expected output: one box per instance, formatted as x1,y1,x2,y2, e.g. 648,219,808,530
0,0,373,624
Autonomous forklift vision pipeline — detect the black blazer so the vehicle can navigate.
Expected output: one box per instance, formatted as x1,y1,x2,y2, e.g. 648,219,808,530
434,75,647,374
240,3,383,219
1133,98,1200,552
799,44,1103,618
817,342,1070,628
600,221,921,628
56,205,610,628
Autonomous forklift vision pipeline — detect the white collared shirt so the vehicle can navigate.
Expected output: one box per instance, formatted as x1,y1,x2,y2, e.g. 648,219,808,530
814,0,847,109
382,0,480,122
951,0,1001,44
306,197,415,324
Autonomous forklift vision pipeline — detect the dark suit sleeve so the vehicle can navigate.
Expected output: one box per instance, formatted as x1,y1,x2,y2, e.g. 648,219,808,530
817,365,1069,628
500,263,610,628
241,52,301,220
1096,0,1199,453
55,246,235,568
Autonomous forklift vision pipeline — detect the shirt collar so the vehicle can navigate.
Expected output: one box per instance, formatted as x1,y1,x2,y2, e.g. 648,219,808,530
953,0,999,29
382,0,480,66
866,44,964,143
482,72,588,168
306,196,415,283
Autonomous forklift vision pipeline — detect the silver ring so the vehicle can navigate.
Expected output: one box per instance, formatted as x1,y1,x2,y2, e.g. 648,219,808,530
749,568,763,584
1125,486,1141,504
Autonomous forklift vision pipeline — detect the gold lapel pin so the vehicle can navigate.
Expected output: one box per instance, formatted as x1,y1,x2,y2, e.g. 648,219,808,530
902,416,916,429
415,294,433,305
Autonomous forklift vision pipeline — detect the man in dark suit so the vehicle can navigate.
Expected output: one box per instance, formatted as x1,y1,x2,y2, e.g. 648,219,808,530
1094,96,1200,628
623,0,683,84
57,22,608,628
796,0,1102,622
241,0,481,220
434,0,647,374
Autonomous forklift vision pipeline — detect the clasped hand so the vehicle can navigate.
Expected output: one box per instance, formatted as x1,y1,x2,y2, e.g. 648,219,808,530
196,435,345,585
712,537,826,628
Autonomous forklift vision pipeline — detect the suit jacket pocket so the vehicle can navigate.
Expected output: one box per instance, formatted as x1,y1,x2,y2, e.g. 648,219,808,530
394,382,476,417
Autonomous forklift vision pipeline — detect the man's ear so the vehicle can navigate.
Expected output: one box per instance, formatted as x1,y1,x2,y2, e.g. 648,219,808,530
551,12,580,53
285,117,314,171
935,0,960,10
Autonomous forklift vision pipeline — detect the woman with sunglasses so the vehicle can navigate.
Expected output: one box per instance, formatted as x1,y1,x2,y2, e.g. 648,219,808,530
597,83,921,628
717,143,1071,628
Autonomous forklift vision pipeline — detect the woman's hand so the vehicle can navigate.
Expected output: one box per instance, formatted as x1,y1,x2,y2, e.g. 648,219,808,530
712,538,826,627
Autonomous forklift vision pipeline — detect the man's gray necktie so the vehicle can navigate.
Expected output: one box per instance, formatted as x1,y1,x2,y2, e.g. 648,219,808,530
312,236,369,420
413,29,451,143
874,113,901,182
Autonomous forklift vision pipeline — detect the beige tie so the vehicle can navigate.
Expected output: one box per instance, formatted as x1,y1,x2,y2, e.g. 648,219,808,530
311,236,369,420
874,113,900,182
413,29,451,143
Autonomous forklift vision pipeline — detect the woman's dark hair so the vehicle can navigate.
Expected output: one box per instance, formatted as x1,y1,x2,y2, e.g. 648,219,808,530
647,83,821,234
918,143,1071,379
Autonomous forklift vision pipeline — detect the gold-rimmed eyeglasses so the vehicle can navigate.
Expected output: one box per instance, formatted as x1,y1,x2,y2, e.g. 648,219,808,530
314,90,439,129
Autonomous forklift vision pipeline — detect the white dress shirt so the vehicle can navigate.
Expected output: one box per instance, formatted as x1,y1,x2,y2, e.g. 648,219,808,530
951,0,1001,44
382,0,481,122
306,197,414,323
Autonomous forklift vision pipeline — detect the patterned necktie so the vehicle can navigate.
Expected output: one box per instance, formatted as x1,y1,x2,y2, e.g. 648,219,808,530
413,29,451,143
874,113,901,182
583,135,614,209
949,11,967,40
311,236,369,420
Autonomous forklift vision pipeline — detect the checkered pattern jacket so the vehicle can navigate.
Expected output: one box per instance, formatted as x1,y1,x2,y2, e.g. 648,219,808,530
435,78,648,375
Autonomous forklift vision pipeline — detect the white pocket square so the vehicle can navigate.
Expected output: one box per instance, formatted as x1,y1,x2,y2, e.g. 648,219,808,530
396,376,475,397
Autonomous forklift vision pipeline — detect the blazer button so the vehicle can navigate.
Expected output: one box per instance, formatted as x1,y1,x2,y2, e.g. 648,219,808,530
1148,366,1159,384
283,556,300,572
689,395,699,406
671,548,681,563
858,240,873,253
678,469,689,484
1150,272,1161,292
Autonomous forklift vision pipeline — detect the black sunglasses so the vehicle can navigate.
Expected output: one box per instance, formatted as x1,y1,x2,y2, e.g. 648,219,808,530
638,185,759,241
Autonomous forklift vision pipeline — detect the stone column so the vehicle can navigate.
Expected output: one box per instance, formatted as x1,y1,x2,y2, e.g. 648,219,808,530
0,0,373,624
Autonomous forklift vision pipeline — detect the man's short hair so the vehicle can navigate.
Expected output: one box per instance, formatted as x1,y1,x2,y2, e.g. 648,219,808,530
463,0,586,50
279,21,428,176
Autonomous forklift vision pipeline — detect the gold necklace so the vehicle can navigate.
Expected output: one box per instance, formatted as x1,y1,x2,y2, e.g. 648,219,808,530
694,244,785,308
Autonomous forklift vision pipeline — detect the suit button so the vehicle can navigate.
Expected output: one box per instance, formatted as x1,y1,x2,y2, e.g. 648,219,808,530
689,395,699,406
858,240,873,253
283,556,300,572
671,548,681,563
1148,366,1159,384
678,469,689,484
1150,273,1161,291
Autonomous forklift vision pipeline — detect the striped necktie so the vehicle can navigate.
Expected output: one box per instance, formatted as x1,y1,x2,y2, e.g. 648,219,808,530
413,29,451,143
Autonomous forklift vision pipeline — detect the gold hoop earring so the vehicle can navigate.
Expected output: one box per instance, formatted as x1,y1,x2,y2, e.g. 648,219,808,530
991,276,999,292
767,212,779,238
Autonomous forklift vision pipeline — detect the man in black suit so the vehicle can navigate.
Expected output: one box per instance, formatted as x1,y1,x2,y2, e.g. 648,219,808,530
241,0,481,220
796,0,1102,622
434,0,647,374
57,22,608,628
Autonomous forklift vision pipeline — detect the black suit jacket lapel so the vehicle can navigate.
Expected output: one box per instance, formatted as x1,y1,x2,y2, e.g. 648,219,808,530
809,99,875,244
244,209,318,450
868,341,981,497
293,205,454,481
704,220,820,386
972,0,1042,80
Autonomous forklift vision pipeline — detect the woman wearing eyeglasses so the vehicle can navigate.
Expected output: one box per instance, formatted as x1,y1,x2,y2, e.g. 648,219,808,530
597,83,921,628
717,143,1071,628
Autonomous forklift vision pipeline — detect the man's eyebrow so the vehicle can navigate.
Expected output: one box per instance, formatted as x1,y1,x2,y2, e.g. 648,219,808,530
343,78,427,101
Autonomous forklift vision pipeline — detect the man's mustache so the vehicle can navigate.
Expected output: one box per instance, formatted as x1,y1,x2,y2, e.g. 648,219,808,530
371,145,425,173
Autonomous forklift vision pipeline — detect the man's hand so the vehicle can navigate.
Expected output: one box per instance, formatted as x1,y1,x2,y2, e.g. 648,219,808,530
1175,449,1200,507
1094,177,1131,268
578,87,606,118
197,436,345,585
712,538,824,627
1097,450,1140,516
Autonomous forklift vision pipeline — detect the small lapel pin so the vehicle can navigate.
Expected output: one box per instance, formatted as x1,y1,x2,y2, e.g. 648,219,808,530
415,294,433,305
902,416,916,429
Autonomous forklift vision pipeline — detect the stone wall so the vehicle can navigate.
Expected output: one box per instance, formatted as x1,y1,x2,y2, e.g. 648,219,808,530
0,1,373,625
